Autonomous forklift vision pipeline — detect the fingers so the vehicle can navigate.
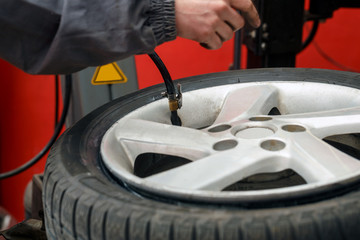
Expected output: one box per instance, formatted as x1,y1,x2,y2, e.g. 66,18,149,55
230,0,261,28
200,32,223,50
199,2,244,50
199,0,259,50
200,20,235,50
219,6,245,31
217,20,236,41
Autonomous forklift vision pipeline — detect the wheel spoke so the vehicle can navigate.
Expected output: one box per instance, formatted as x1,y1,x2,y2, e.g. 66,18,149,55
146,146,288,191
112,119,216,161
213,85,279,124
279,107,360,138
287,132,360,183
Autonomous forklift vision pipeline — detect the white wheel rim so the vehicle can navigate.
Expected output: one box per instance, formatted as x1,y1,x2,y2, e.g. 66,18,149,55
101,81,360,202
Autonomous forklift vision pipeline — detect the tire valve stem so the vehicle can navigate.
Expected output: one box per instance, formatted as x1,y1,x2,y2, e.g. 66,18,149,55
162,83,182,126
148,51,183,126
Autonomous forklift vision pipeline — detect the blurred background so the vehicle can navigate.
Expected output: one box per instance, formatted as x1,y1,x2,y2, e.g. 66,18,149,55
0,5,359,222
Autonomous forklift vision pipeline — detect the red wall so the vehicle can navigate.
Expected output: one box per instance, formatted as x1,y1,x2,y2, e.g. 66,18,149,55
297,8,360,71
0,7,359,222
0,60,57,221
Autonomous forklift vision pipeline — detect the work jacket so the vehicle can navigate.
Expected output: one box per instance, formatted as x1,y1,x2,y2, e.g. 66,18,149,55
0,0,176,74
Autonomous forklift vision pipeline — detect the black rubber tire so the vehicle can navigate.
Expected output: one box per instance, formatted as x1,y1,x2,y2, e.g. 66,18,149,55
43,68,360,240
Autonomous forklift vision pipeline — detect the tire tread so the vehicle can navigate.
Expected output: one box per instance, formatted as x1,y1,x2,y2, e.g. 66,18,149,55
43,69,360,240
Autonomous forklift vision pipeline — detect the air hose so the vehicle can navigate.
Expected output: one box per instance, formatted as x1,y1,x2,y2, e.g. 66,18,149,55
0,75,72,180
148,52,182,126
301,19,319,51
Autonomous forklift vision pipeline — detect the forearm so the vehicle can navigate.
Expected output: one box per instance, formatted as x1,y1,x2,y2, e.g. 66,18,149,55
0,0,176,74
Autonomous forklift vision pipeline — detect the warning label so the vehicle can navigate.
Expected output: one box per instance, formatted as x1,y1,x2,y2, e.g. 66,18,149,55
91,62,128,85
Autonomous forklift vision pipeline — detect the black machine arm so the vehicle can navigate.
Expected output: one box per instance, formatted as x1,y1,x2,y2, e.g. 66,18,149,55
243,0,360,69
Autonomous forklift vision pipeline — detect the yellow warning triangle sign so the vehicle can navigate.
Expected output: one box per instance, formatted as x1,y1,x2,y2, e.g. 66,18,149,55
91,62,128,85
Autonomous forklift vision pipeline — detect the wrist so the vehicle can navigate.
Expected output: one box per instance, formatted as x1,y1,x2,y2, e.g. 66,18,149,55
148,0,177,45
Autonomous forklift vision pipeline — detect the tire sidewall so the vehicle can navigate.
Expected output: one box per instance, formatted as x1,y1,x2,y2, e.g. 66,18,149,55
44,68,360,239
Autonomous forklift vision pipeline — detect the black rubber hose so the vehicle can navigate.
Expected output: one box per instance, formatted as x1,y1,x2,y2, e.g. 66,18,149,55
0,74,72,180
148,52,182,126
170,110,182,126
301,20,319,52
148,52,176,94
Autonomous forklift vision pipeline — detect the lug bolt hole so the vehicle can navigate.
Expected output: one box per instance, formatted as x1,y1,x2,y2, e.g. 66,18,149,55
213,140,238,151
261,140,286,151
282,124,306,132
249,116,272,121
208,124,232,133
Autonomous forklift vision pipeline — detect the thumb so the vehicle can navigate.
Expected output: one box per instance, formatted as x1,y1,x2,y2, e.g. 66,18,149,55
230,0,261,27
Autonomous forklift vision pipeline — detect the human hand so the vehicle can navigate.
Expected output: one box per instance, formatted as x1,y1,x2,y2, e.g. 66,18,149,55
175,0,261,49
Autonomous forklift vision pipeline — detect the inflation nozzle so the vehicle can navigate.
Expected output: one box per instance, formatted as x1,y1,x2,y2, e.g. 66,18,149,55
162,83,182,126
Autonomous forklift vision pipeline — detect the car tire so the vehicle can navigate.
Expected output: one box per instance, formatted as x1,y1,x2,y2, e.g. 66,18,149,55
43,68,360,240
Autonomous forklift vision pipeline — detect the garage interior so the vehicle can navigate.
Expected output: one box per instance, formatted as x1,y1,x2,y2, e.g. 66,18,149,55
1,0,360,239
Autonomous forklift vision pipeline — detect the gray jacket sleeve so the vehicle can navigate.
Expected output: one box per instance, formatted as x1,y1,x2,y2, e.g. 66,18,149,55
0,0,176,74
